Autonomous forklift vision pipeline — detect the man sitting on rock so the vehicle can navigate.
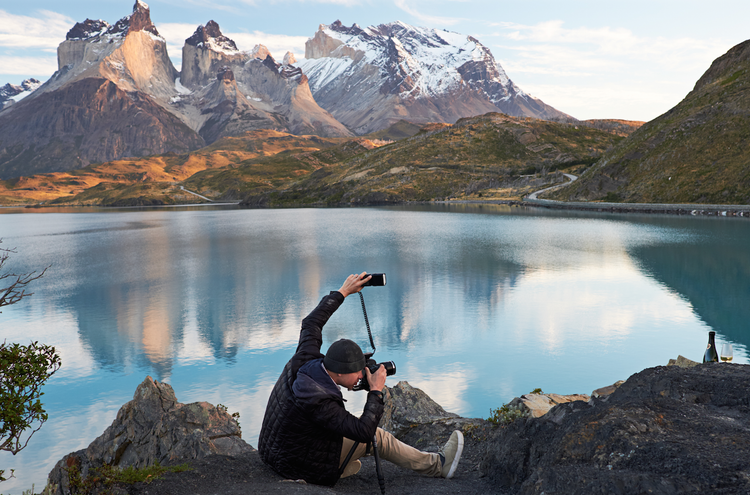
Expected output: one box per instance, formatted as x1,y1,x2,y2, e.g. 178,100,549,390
258,272,464,486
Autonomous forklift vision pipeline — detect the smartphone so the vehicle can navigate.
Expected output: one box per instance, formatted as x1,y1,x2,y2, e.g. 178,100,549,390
363,273,386,286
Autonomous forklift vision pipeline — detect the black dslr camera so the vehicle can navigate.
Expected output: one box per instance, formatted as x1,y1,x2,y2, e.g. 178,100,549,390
354,354,397,391
352,273,396,391
362,273,386,286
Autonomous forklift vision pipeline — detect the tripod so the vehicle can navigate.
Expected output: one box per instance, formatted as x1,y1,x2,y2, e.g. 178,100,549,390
340,434,386,495
338,290,386,493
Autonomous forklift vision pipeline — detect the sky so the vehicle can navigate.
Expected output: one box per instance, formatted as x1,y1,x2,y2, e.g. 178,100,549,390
0,0,748,122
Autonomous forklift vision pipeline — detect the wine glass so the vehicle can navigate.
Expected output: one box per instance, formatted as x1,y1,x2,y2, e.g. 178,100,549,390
720,343,733,363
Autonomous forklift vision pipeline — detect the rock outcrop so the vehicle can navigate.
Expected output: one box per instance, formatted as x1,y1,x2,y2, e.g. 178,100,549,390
176,21,352,142
379,381,460,436
43,0,178,101
507,392,590,419
47,376,251,495
0,78,204,179
45,366,750,494
0,1,201,179
480,364,750,494
300,21,573,134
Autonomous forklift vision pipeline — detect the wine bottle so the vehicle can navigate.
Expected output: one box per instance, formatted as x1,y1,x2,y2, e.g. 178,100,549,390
703,331,719,363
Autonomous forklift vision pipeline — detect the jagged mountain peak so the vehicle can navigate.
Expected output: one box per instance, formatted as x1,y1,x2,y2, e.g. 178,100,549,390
186,20,238,53
16,0,177,111
283,52,297,65
65,1,160,42
178,21,349,140
249,44,272,60
66,19,110,41
126,0,159,36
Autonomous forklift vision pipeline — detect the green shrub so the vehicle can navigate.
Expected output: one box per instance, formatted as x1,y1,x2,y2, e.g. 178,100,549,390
488,388,544,425
487,404,527,425
67,461,191,494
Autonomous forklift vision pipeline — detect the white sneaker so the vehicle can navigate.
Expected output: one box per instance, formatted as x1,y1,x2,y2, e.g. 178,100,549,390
439,430,464,479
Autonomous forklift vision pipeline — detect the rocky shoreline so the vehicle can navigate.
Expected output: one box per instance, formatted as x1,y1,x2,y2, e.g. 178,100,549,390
44,361,750,494
522,198,750,217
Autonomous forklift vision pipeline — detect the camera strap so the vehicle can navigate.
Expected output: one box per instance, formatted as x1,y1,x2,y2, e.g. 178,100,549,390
359,292,377,354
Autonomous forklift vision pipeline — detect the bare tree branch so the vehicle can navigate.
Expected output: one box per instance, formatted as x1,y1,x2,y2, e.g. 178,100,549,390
0,240,50,311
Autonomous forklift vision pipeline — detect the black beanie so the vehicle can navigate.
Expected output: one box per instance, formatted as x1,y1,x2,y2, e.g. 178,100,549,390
324,339,365,374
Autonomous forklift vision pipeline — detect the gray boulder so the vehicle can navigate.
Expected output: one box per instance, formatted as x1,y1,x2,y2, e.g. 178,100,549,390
48,376,252,494
380,381,489,456
379,381,459,436
480,363,750,494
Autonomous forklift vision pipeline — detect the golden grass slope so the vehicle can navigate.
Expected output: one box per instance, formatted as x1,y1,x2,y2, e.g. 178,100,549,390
0,130,341,205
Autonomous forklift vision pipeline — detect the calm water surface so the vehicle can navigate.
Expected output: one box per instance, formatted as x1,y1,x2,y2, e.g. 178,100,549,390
1,204,748,492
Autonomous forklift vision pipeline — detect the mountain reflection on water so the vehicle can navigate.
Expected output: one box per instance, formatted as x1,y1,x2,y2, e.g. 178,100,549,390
628,216,750,351
0,204,747,494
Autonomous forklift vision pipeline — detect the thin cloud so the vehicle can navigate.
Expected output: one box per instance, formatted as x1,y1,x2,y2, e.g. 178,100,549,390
156,22,201,61
476,19,736,120
158,0,244,12
0,55,57,77
494,42,626,77
394,0,462,26
521,81,688,121
491,20,728,72
228,31,310,59
0,9,74,51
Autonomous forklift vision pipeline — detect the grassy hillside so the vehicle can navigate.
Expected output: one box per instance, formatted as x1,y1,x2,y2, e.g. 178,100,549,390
548,40,750,205
362,120,423,141
235,113,623,206
181,139,380,200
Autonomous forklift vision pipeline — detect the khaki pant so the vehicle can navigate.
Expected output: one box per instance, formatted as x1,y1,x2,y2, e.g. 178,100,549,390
339,427,441,478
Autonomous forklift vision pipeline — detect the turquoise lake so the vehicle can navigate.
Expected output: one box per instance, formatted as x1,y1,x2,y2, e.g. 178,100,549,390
1,204,748,493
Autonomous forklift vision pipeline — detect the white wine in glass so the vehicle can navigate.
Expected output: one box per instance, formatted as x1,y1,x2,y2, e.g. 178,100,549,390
720,343,733,362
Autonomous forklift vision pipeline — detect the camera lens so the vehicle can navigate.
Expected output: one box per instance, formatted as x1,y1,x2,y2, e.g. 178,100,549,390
382,361,396,376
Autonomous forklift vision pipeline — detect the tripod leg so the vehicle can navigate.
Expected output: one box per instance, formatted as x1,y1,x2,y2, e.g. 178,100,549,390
373,434,386,495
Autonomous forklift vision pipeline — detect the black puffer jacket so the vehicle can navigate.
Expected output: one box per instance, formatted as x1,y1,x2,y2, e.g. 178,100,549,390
258,291,385,486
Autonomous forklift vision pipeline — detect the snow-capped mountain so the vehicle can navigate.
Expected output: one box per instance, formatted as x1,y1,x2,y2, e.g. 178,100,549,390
178,20,351,141
0,78,41,110
300,21,573,134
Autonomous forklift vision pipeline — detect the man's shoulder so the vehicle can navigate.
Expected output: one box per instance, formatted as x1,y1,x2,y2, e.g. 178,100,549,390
293,359,342,403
